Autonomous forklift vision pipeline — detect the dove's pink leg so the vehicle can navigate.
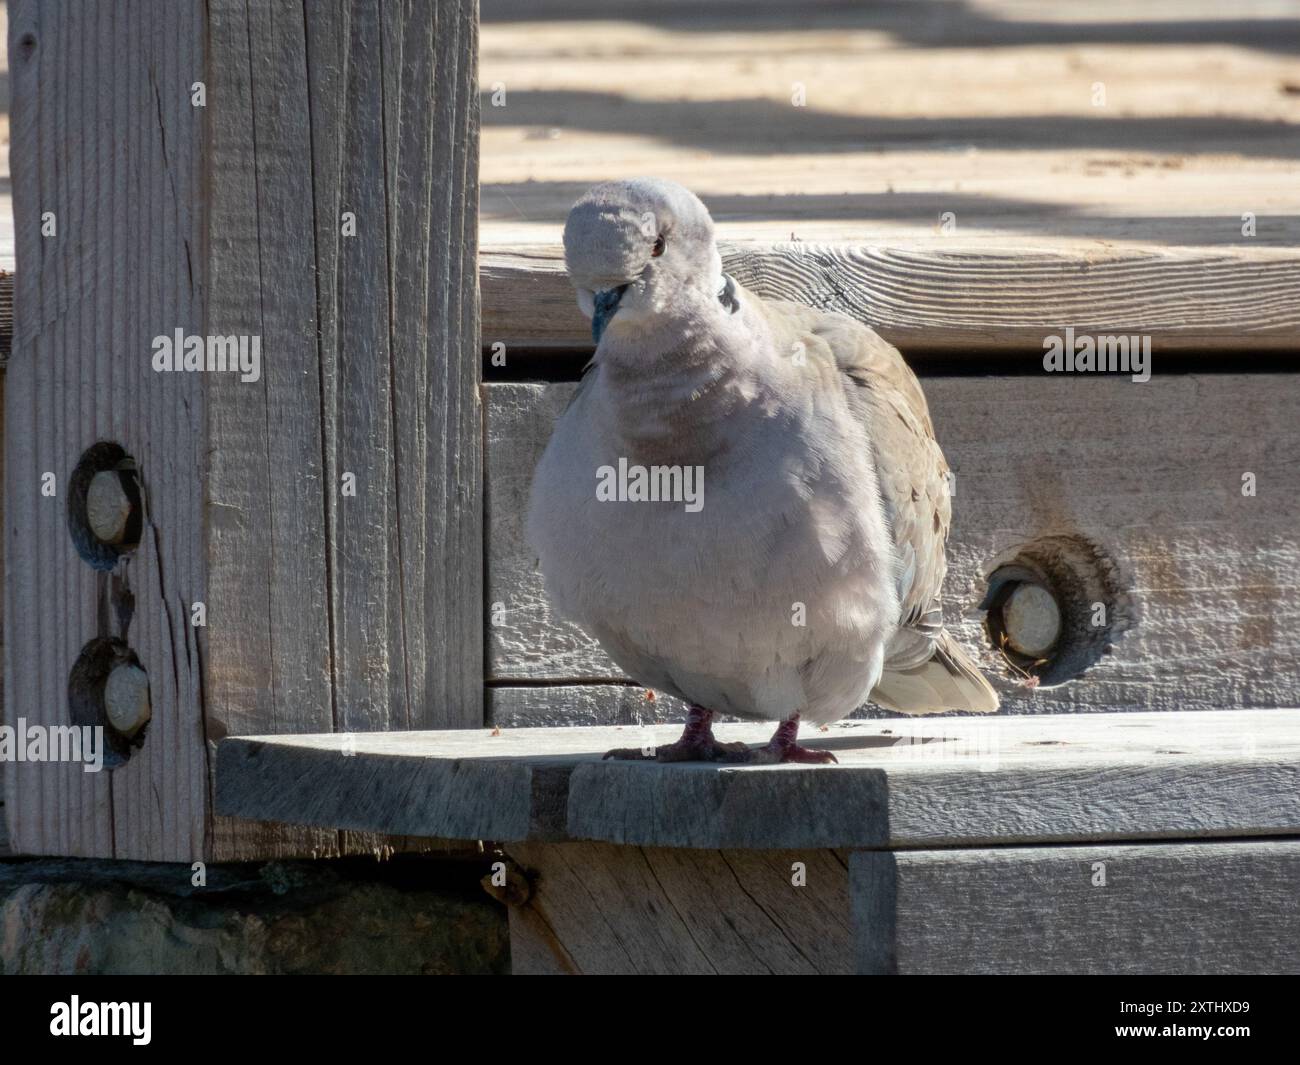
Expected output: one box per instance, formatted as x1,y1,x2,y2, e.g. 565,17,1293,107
743,713,839,765
602,704,749,762
603,708,837,764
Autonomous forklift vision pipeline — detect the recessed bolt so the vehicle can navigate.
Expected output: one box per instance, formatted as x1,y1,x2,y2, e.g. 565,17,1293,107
86,469,135,545
1002,583,1062,658
104,663,151,737
69,444,142,570
982,536,1129,688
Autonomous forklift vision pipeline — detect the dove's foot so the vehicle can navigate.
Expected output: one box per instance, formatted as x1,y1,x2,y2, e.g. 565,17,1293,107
603,705,750,762
733,714,839,765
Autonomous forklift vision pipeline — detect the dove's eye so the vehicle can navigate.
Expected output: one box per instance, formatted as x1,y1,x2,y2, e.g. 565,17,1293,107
651,234,666,258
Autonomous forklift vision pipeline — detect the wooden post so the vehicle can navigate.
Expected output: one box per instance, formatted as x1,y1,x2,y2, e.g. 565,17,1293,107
3,0,482,861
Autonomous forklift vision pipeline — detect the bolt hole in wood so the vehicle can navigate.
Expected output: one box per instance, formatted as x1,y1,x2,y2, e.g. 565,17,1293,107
68,637,151,769
981,535,1132,688
67,442,144,571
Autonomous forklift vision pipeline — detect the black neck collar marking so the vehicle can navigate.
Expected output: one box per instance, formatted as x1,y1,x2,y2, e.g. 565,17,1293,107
718,274,740,314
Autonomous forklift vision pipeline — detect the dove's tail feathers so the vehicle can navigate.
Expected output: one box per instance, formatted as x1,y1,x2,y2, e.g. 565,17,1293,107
869,632,1000,715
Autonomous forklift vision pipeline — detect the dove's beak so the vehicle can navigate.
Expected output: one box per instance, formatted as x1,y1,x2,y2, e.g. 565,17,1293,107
591,284,629,344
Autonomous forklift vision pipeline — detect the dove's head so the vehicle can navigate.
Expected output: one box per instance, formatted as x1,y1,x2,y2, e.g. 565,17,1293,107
564,179,724,344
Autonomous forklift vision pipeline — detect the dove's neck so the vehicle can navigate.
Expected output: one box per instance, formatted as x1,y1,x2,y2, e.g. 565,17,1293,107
590,294,782,464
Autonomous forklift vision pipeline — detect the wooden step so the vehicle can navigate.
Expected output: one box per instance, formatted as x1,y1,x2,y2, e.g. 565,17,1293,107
216,709,1300,848
216,709,1300,974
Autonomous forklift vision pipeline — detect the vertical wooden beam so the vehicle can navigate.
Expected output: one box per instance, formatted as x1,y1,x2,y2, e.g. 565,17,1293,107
4,0,482,861
5,0,202,860
205,0,339,859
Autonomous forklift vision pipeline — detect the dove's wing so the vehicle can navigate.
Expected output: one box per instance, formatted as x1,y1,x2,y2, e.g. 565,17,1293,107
760,296,998,714
763,301,949,657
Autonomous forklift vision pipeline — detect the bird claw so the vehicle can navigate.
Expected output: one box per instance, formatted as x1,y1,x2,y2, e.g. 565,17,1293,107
730,743,839,765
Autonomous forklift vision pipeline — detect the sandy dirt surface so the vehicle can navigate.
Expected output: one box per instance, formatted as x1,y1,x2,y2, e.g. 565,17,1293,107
480,0,1300,250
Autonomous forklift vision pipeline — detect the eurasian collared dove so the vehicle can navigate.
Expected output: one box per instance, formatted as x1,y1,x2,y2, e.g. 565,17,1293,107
527,179,999,764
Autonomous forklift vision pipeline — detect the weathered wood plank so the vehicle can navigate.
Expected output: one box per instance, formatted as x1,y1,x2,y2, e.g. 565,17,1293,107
488,683,687,727
205,0,336,861
854,840,1300,974
478,0,1300,353
505,842,852,975
485,376,1300,715
481,244,1300,353
298,0,483,861
6,238,1299,365
442,0,485,732
485,383,615,681
209,0,483,859
5,0,195,859
4,239,1296,369
5,0,483,861
120,0,209,863
216,709,1300,849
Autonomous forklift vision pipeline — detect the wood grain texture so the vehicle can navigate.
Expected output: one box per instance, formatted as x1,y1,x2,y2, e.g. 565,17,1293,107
478,0,1300,353
485,383,616,680
482,243,1300,353
215,709,1300,849
505,842,852,975
485,376,1300,716
488,683,688,727
5,0,482,861
209,0,483,860
854,840,1300,974
205,0,338,861
4,0,202,860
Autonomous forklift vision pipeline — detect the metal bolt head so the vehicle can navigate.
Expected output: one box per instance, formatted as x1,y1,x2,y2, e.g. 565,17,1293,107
86,470,133,545
1003,583,1062,658
104,663,151,736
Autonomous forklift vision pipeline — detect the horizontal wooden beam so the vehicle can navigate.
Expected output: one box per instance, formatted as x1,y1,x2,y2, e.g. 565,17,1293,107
503,838,1300,974
216,709,1300,849
856,840,1300,975
5,242,1297,368
481,242,1300,353
485,376,1300,715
